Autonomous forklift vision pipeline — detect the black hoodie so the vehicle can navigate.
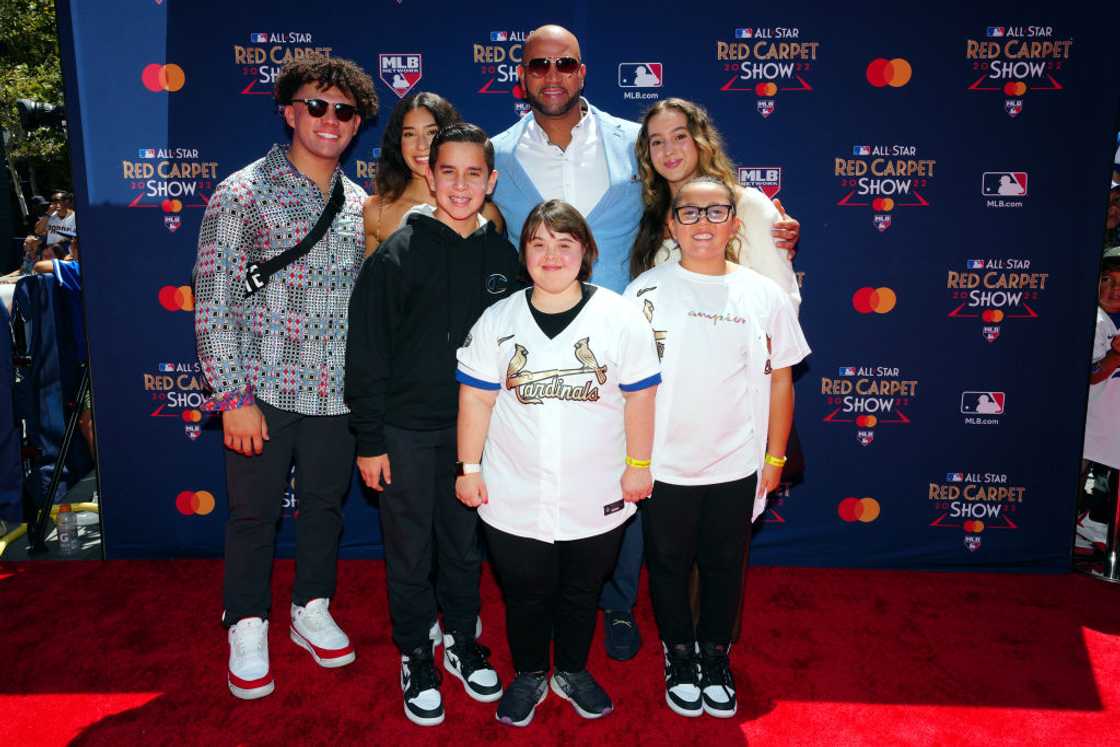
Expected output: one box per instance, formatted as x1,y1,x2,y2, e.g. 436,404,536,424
345,212,521,456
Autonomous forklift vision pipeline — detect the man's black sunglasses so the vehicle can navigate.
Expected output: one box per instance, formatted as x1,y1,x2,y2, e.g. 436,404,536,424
524,57,581,76
290,98,358,122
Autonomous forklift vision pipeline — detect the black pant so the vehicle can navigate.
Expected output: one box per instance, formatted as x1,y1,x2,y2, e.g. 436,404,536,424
379,425,481,653
484,522,626,673
642,475,756,646
223,400,355,623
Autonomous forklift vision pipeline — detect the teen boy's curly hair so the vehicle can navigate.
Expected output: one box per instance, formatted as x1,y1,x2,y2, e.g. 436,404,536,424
274,53,379,120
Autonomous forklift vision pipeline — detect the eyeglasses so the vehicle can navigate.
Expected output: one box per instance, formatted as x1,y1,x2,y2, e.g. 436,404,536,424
673,204,735,225
290,98,358,122
524,57,581,76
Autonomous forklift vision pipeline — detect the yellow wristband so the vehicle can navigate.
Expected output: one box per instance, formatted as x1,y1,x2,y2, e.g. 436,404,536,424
625,456,651,469
764,453,787,467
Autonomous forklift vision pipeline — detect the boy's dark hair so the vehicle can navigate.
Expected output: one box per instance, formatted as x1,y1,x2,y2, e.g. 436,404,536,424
377,92,461,202
428,122,495,173
274,53,379,120
519,199,599,283
51,191,73,203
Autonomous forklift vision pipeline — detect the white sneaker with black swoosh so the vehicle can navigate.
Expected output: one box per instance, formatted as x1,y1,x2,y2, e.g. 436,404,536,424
443,631,502,702
401,645,444,726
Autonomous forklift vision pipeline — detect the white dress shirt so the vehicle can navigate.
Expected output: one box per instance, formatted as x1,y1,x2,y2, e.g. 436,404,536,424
515,100,610,218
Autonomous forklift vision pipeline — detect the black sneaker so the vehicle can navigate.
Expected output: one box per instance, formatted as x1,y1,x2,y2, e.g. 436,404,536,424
603,609,641,661
443,630,502,702
550,669,614,719
401,645,443,726
663,642,702,717
496,671,549,727
699,642,736,718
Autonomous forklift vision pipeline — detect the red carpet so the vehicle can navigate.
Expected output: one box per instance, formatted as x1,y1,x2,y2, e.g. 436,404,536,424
2,560,1118,746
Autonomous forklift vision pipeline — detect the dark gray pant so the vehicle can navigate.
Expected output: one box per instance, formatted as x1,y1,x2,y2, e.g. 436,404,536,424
223,400,355,624
379,425,481,653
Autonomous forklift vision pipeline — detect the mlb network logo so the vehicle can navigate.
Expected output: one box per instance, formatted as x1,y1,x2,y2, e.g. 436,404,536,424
735,28,754,39
986,26,1006,37
138,148,156,159
738,167,782,199
967,259,986,269
250,33,269,43
618,63,663,88
490,31,508,42
945,472,964,482
158,362,175,372
853,145,871,156
981,171,1028,197
961,391,1005,414
838,366,857,376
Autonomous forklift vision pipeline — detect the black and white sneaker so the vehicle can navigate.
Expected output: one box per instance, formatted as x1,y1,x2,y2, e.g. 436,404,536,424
443,631,502,702
663,642,702,717
496,671,549,727
401,645,444,726
550,669,614,719
699,642,736,718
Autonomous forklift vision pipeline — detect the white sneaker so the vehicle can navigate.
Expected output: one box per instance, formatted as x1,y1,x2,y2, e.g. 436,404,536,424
290,598,356,668
443,631,502,702
228,617,274,700
1076,513,1109,551
402,645,444,726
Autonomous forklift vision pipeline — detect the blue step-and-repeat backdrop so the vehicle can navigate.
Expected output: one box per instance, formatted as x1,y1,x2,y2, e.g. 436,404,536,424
58,1,1119,567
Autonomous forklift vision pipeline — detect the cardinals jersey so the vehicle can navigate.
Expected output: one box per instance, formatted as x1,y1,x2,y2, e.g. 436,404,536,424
626,260,810,520
456,286,661,542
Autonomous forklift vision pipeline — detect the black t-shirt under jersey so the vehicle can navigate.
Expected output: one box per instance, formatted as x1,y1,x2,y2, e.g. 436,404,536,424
527,283,598,339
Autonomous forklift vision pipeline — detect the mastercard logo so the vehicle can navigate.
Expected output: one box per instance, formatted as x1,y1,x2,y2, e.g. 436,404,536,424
963,519,986,533
838,496,881,523
142,63,186,93
855,415,878,428
161,199,183,214
852,286,896,314
866,58,912,88
981,309,1005,323
176,490,215,516
754,82,778,97
159,284,194,312
180,409,203,423
871,197,895,212
1002,81,1027,96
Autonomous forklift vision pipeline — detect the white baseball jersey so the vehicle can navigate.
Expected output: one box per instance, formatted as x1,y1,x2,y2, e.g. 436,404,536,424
625,261,810,520
1085,307,1120,468
456,286,661,543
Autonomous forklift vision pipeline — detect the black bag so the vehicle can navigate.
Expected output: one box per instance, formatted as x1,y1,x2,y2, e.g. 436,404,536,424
243,178,345,296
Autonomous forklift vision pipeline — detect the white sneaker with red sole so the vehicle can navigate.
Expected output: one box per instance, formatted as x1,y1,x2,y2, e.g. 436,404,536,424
228,617,275,700
290,598,356,668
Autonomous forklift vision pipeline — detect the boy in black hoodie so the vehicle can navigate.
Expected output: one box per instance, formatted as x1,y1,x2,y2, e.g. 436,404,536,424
345,123,519,726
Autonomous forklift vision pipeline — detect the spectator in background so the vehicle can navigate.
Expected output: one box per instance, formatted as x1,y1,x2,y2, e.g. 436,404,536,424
37,191,77,250
1105,183,1120,248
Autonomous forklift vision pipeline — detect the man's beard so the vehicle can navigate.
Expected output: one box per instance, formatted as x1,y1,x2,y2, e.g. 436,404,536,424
525,83,584,117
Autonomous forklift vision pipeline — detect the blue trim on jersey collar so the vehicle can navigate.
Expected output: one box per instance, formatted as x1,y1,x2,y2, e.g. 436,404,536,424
456,369,501,391
619,372,661,392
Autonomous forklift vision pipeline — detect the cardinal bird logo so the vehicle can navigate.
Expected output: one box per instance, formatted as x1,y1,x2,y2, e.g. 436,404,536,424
504,338,606,405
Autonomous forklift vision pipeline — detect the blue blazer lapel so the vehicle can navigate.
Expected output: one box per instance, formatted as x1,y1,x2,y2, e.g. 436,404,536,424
497,116,544,205
587,110,636,221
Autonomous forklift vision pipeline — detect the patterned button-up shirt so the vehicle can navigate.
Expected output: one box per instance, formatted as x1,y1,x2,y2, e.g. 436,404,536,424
194,144,367,416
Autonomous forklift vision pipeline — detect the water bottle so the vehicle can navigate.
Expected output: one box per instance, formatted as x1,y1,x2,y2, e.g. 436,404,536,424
57,505,80,556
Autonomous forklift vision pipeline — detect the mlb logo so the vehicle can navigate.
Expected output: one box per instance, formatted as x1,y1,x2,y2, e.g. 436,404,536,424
982,325,1001,342
379,54,423,98
756,100,774,118
735,28,753,39
946,472,964,482
138,148,156,159
159,363,175,372
964,536,982,552
185,424,201,441
738,166,782,199
853,145,872,156
966,259,986,269
856,430,875,446
874,215,892,232
1004,99,1023,117
981,171,1028,197
164,215,181,232
514,102,532,118
838,366,857,376
961,391,1006,415
618,63,663,89
986,26,1005,37
490,31,509,42
250,33,268,43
